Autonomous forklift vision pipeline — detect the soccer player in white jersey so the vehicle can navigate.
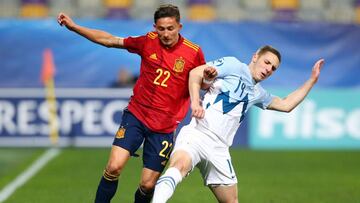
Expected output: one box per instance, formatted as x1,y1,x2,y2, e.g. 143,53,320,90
152,45,324,203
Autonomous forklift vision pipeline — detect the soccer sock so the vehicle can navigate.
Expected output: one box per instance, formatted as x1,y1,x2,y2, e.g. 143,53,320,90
152,167,183,203
134,186,154,203
94,170,119,203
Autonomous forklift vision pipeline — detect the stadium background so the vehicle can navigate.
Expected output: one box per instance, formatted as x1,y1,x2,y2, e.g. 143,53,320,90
0,0,360,202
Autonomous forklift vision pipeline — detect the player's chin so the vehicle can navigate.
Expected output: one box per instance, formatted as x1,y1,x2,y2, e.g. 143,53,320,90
259,74,268,81
161,40,173,46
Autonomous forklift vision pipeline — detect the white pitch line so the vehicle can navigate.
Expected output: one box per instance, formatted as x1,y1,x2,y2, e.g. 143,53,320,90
0,148,61,202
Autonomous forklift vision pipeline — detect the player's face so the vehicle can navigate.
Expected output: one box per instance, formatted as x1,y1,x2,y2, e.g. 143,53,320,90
154,17,182,48
251,52,280,83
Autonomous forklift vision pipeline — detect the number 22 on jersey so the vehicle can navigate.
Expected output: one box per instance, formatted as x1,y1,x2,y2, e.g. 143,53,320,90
153,68,170,87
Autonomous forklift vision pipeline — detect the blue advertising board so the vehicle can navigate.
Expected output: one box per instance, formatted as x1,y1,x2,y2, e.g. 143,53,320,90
0,88,130,147
250,89,360,149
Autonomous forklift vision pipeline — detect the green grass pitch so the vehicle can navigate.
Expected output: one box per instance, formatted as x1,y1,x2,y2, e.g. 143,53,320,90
1,148,360,203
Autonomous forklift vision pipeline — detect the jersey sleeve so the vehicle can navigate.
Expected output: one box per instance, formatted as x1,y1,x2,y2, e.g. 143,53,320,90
196,47,206,66
123,35,146,55
207,57,240,78
254,84,275,109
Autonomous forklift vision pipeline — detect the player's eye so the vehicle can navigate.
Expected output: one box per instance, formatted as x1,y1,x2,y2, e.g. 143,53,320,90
157,27,165,31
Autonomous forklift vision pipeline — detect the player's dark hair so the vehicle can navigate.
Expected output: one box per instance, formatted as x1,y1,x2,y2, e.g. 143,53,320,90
257,45,282,63
154,4,180,23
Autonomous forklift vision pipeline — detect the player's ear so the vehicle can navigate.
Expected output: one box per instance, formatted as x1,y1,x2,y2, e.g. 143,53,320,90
179,23,183,30
251,54,258,63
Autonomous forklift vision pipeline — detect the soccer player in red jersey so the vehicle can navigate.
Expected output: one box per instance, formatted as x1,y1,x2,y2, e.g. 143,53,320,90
57,4,215,203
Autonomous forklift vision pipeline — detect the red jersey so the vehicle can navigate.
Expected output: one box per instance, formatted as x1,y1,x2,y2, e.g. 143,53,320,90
124,32,205,133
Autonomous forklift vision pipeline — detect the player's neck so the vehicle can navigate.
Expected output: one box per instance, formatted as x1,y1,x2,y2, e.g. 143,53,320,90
248,64,259,84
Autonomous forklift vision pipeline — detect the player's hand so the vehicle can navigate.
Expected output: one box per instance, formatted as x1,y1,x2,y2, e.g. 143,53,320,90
57,12,76,30
191,101,205,119
310,59,324,83
203,66,217,81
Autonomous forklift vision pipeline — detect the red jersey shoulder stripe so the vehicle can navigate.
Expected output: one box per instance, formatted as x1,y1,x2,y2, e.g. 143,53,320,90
147,32,158,39
183,39,200,52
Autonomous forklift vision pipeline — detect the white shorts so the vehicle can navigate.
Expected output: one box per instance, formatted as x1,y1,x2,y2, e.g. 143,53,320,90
172,124,237,186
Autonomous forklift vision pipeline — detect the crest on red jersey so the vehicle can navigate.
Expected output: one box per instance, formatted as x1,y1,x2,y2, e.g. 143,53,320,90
173,58,185,73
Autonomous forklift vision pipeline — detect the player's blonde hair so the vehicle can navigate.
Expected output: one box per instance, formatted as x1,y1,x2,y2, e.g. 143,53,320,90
256,45,281,63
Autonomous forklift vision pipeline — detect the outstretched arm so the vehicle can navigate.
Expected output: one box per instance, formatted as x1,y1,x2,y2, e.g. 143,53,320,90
267,59,324,112
188,65,217,118
57,12,125,48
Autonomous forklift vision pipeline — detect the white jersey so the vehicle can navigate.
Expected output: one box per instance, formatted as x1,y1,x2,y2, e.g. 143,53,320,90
193,56,274,146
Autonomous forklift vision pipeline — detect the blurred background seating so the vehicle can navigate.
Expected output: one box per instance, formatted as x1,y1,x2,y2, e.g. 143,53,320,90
0,0,359,24
79,0,106,18
20,0,48,18
356,0,360,23
104,0,132,19
215,0,242,21
49,0,76,17
297,0,326,22
271,0,299,22
187,0,216,21
325,0,355,23
0,0,20,17
240,0,272,21
130,0,156,20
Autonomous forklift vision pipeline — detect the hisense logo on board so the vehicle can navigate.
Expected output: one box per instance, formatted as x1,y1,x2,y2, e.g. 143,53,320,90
257,100,360,140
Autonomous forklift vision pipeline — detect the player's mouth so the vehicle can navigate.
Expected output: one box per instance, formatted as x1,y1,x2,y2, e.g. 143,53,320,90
261,72,266,78
163,38,171,43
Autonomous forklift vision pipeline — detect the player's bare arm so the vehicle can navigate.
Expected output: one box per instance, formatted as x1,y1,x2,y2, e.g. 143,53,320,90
57,12,125,48
267,59,324,112
188,65,218,118
189,65,206,119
